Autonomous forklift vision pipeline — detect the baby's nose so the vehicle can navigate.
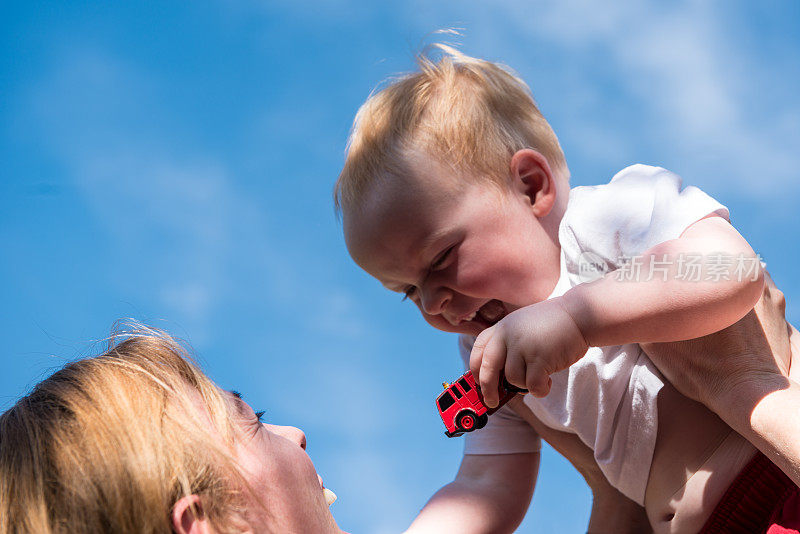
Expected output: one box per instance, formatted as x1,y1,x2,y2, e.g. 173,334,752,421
420,286,451,316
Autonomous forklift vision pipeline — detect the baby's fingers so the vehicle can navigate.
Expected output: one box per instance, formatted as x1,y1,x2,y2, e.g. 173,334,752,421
471,328,506,409
469,326,494,379
504,356,527,391
526,366,553,398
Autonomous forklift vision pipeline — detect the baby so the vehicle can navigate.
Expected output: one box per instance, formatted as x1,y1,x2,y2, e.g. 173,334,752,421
335,45,799,531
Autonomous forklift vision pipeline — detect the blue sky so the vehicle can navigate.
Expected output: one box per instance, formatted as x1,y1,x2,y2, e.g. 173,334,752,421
2,1,798,532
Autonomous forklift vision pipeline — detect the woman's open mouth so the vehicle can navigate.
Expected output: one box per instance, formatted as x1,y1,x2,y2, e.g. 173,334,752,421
318,475,337,506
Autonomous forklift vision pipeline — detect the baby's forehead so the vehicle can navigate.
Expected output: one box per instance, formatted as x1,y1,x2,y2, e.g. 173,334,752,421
344,162,506,247
343,196,442,276
342,198,419,263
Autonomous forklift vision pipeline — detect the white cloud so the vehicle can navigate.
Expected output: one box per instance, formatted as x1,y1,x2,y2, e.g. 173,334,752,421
65,148,250,338
311,289,368,340
330,447,419,532
20,47,373,343
160,282,213,324
403,0,800,200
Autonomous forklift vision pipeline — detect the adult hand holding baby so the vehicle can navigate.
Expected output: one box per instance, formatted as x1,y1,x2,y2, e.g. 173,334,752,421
469,297,589,406
641,270,792,406
641,269,800,488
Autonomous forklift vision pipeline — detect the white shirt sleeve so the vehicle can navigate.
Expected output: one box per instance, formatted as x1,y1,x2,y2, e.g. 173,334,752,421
562,164,731,270
457,335,542,455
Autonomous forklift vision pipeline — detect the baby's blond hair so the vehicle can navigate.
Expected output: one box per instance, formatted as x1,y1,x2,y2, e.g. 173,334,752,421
334,44,568,215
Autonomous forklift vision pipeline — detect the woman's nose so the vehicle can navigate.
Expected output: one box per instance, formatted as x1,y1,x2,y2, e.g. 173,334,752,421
267,424,307,450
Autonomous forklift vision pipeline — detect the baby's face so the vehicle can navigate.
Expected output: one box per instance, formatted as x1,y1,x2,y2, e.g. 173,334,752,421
344,151,562,336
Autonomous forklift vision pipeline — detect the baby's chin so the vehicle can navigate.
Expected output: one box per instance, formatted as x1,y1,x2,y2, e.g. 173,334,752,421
424,315,477,335
451,320,493,337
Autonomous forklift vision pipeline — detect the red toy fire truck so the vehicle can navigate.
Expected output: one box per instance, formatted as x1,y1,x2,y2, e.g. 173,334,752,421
436,370,526,437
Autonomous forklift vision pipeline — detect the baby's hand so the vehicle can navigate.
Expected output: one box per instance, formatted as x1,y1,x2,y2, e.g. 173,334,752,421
469,298,589,407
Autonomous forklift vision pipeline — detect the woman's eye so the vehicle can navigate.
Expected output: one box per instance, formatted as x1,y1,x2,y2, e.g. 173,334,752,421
401,286,416,301
254,411,265,423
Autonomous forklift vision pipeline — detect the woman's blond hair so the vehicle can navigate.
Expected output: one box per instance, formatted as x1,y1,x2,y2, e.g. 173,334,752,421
0,323,250,533
334,43,568,215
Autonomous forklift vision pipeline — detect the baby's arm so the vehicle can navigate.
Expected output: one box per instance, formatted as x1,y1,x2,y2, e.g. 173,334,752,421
561,214,764,347
404,452,538,534
470,214,767,402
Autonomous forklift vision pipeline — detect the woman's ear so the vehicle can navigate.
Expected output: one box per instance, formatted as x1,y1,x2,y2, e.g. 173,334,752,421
172,495,215,534
509,148,557,218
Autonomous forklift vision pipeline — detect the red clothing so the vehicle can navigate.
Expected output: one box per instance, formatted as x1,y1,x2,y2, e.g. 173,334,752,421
699,452,800,533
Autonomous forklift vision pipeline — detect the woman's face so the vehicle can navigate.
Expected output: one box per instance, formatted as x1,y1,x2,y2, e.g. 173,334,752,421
227,392,341,533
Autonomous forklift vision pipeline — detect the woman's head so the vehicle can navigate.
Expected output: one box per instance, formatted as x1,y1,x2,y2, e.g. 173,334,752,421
0,323,340,534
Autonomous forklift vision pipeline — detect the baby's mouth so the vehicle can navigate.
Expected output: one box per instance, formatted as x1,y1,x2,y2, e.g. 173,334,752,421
462,300,508,327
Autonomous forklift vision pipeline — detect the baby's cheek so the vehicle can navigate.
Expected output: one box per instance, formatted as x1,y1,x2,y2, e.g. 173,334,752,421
455,256,506,290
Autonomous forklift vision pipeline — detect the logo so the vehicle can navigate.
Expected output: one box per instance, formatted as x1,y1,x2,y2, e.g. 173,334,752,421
577,251,608,283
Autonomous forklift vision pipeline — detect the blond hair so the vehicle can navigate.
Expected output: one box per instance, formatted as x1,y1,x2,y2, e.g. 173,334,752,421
0,323,250,534
334,43,568,214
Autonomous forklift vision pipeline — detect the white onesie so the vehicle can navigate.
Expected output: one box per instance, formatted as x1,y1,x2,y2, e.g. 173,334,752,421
458,164,738,504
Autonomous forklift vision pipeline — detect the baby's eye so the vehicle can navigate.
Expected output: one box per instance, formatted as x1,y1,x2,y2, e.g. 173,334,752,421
431,246,454,270
401,286,417,302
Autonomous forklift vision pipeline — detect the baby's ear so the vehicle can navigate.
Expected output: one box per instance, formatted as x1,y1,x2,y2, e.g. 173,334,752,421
509,148,557,217
172,495,215,534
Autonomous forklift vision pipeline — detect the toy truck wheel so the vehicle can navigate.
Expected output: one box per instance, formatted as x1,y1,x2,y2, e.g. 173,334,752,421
477,414,488,429
457,411,478,432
